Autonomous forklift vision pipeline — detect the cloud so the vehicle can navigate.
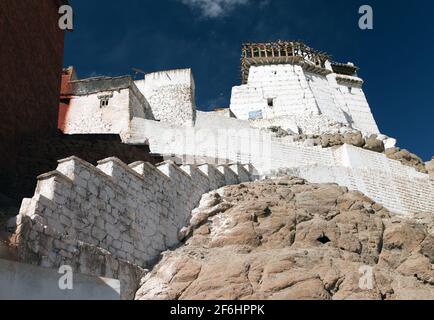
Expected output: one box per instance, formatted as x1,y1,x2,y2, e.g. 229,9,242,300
179,0,251,18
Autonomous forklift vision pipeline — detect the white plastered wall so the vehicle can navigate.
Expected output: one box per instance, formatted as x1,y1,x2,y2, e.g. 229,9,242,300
230,64,380,135
125,118,434,217
61,87,149,135
135,68,196,127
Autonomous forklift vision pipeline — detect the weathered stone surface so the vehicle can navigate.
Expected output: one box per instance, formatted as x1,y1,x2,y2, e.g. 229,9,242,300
136,178,434,300
385,148,428,174
268,126,290,138
343,132,365,148
363,135,385,153
427,158,434,179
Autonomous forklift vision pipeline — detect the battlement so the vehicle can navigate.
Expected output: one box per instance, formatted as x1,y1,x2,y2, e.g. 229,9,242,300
13,156,254,290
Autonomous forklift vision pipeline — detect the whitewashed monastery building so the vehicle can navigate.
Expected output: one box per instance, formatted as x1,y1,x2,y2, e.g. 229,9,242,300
56,41,433,218
11,42,433,298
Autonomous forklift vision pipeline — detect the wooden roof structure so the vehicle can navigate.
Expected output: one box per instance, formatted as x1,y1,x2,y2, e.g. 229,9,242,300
240,40,331,84
330,62,359,76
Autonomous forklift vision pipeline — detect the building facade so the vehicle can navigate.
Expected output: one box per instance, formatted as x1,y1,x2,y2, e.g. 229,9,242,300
230,41,380,135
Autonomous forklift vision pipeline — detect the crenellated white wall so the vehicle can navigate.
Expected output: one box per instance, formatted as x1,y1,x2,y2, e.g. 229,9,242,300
13,157,253,290
125,118,434,217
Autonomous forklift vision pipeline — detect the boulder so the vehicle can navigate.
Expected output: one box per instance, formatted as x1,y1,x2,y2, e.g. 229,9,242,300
320,134,343,148
343,132,365,148
385,148,428,174
268,126,289,138
363,135,385,153
426,157,434,179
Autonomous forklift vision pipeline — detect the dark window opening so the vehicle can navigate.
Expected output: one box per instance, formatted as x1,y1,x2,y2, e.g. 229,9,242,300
100,98,109,108
267,98,274,107
317,234,331,244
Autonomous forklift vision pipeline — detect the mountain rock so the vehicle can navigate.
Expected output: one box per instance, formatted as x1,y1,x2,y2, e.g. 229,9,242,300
385,148,428,174
426,157,434,179
136,178,434,300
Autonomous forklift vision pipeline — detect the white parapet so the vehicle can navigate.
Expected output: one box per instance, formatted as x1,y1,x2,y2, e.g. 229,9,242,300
12,156,254,296
126,117,434,217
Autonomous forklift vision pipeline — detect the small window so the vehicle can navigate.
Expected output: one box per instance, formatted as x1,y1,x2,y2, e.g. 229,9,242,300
249,110,263,120
100,98,109,107
267,98,274,107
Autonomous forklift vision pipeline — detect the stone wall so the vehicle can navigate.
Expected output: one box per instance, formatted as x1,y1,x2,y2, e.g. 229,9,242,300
135,69,196,127
9,134,162,204
229,64,380,135
126,118,434,217
271,144,434,216
11,157,253,297
59,77,153,135
0,0,65,191
280,164,434,218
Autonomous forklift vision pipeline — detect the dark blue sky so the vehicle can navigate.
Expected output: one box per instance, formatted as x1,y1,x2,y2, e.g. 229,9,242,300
65,0,434,160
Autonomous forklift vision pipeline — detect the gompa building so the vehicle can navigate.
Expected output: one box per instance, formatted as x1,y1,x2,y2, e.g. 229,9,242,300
230,41,380,135
52,41,433,220
58,67,196,135
7,40,433,299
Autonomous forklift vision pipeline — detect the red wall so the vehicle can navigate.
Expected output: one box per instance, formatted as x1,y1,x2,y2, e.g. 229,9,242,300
0,0,65,190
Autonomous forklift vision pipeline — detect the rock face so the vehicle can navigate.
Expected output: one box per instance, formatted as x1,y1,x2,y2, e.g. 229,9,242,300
425,157,434,179
292,132,385,152
275,130,429,175
385,148,428,174
136,178,434,300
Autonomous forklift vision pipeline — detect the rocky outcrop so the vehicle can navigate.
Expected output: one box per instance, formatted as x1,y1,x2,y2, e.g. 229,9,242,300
268,126,290,138
425,157,434,179
385,148,428,174
363,134,385,153
292,132,386,153
136,178,434,300
271,129,430,175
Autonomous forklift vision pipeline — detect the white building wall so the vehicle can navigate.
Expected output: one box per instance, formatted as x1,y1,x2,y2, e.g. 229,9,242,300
62,89,131,135
125,118,434,217
230,64,380,135
135,68,196,127
14,157,253,283
230,65,319,122
307,72,348,124
337,84,379,134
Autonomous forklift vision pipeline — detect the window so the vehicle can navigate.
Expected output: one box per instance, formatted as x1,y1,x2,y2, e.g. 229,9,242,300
100,98,109,107
267,98,274,107
249,110,263,120
98,93,113,108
